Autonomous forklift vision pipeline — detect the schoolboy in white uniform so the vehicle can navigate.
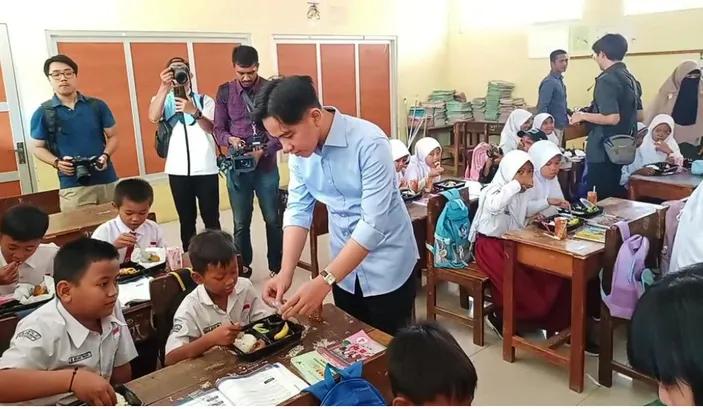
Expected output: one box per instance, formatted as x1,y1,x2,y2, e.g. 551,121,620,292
0,238,138,406
165,230,273,366
92,178,165,263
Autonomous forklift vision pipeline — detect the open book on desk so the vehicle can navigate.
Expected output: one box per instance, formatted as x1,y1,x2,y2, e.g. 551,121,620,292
178,363,308,406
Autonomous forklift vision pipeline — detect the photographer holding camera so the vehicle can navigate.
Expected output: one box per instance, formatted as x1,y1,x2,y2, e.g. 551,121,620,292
214,45,283,278
30,55,119,211
148,57,221,250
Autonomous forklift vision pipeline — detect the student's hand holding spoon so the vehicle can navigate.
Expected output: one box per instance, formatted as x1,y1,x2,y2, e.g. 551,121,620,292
114,233,137,249
207,322,242,347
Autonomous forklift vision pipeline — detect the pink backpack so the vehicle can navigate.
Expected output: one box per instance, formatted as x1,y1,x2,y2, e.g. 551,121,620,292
601,221,650,320
660,199,687,276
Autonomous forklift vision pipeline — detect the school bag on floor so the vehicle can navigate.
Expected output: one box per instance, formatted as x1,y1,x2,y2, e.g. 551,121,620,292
660,199,687,275
600,221,650,320
431,189,472,268
304,361,386,406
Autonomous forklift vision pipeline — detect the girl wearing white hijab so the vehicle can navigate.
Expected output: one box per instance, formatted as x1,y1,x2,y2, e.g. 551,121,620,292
527,140,570,217
404,137,443,191
389,139,411,188
620,114,683,187
670,183,703,272
470,150,570,334
533,113,561,146
499,109,533,153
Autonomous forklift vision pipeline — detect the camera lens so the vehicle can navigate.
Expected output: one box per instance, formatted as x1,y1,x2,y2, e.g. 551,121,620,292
75,163,91,185
172,66,189,85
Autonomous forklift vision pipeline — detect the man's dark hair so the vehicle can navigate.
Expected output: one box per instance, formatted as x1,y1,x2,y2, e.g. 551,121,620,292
628,264,703,406
388,322,477,405
113,178,154,206
232,45,259,67
252,75,321,126
54,237,119,288
188,230,237,274
43,54,79,77
549,49,567,63
592,33,628,62
165,57,189,68
0,204,49,242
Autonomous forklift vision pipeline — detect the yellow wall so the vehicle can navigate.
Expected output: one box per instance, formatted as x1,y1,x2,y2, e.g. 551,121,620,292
2,0,450,221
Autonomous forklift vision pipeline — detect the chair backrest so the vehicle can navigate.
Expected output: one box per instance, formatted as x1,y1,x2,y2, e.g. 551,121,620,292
601,207,666,296
0,190,61,218
0,315,19,356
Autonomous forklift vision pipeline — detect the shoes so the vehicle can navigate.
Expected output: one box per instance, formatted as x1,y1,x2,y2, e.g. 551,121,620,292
485,312,503,340
565,338,600,357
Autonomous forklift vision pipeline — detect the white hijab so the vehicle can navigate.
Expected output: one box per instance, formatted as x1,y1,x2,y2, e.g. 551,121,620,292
533,113,560,146
528,140,564,217
670,183,703,272
639,114,681,165
405,137,441,183
499,109,532,153
389,139,411,185
469,150,533,241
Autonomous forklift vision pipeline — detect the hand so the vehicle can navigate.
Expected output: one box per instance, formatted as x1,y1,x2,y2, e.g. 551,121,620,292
113,233,137,249
399,178,407,188
636,167,656,176
228,136,244,148
95,154,108,171
57,157,75,176
429,166,444,177
175,97,197,115
514,173,533,191
262,273,293,308
570,111,585,125
0,262,19,285
281,276,331,320
206,322,242,347
159,67,175,89
654,142,673,155
252,148,264,163
71,369,116,406
548,198,571,209
408,179,419,193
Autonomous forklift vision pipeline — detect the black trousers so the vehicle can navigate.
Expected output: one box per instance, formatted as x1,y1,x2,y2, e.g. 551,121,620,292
332,272,416,336
168,174,221,250
586,159,626,200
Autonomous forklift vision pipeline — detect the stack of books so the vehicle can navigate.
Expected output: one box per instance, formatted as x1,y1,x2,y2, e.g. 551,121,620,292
471,98,487,122
484,81,515,121
421,102,447,127
446,100,474,123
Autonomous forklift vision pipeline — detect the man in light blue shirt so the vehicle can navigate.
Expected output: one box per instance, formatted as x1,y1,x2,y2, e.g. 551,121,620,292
254,75,418,335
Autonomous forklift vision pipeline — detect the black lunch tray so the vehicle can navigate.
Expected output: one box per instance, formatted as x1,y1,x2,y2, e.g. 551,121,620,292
645,161,679,176
400,188,422,202
0,297,53,319
66,384,142,406
117,260,166,284
229,315,304,362
558,203,603,219
433,179,466,192
534,214,585,232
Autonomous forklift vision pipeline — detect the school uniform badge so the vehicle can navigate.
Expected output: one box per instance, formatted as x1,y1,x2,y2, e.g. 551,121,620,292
16,329,41,342
69,351,93,364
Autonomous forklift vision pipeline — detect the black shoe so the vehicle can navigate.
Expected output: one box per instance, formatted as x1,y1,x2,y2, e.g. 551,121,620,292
565,339,600,357
485,312,503,340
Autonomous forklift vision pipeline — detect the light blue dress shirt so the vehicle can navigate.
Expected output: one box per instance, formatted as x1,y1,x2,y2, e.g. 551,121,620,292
283,109,419,297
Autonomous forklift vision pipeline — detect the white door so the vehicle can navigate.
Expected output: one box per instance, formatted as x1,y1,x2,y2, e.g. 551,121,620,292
0,23,34,196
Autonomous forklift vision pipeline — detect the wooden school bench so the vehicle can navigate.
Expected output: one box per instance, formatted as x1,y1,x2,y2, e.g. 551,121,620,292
628,171,702,202
126,304,393,406
500,198,663,393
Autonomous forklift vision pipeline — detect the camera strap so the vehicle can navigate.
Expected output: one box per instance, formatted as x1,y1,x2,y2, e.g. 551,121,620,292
240,90,255,113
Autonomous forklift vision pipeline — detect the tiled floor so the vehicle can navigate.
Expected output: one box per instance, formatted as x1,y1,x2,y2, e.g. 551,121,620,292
161,208,658,406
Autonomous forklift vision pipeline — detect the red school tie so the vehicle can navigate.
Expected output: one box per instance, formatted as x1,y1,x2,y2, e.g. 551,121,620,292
124,232,136,262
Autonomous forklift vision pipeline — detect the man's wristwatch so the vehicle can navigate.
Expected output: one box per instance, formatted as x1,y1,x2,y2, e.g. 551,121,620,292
192,109,203,120
319,269,337,286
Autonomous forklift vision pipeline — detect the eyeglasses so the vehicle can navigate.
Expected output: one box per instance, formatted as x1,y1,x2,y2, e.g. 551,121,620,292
48,70,75,80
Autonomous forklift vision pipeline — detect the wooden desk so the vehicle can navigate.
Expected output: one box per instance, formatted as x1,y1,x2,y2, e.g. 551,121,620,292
43,203,117,246
126,304,392,406
501,198,662,393
628,172,702,202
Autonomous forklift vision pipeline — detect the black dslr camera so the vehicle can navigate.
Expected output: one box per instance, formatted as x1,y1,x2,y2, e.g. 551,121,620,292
70,156,101,185
171,64,190,99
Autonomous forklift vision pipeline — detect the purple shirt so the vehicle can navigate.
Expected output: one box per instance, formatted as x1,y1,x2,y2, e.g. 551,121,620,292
213,78,281,172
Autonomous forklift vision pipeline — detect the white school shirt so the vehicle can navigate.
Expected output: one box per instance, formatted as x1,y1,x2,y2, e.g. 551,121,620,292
91,217,166,263
165,279,274,355
0,300,138,405
0,243,59,296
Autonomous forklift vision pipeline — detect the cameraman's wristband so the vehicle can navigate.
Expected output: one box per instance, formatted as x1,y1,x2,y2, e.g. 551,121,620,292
101,152,111,162
53,158,59,169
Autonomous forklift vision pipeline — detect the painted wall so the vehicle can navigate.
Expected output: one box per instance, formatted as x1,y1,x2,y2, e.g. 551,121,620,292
2,0,450,221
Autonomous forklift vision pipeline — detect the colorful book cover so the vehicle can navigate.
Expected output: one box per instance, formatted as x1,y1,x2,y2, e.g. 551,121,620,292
317,330,386,368
573,225,607,243
291,350,328,385
585,214,626,229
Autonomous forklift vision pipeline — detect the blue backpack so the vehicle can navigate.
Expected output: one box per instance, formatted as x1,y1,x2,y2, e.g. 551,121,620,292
304,361,386,406
431,189,472,268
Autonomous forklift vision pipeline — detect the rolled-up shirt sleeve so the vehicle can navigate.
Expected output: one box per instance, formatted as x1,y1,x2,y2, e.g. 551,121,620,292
283,158,316,230
350,138,395,251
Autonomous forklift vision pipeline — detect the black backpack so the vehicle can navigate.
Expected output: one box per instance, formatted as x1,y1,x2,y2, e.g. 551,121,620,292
41,96,104,157
154,94,205,159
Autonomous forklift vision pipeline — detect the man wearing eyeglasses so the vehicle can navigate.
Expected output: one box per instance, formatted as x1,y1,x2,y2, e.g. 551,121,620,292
30,55,119,211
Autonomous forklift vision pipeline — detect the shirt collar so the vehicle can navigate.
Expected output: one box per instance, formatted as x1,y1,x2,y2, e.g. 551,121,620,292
196,281,246,310
51,92,87,108
322,108,348,148
604,61,626,73
234,78,262,96
114,216,147,236
56,300,124,348
550,71,563,80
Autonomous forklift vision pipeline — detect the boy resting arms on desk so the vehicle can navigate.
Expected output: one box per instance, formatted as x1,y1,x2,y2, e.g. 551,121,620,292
0,238,138,405
165,230,273,366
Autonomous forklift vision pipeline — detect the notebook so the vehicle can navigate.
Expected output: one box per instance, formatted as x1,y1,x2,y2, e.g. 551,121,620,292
317,330,386,369
573,225,607,243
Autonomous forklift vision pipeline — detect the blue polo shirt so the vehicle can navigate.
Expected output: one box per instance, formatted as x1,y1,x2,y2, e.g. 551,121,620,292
30,94,118,189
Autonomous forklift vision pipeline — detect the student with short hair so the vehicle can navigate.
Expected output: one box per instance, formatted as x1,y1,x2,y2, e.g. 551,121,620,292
628,264,703,406
0,238,137,405
387,322,477,406
0,204,59,295
164,230,273,366
92,178,165,263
